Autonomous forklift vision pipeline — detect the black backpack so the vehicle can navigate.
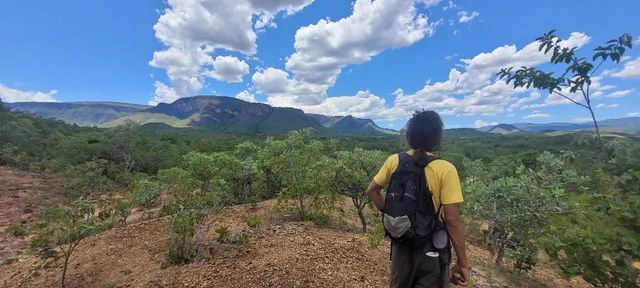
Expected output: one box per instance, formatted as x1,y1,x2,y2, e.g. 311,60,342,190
383,152,442,247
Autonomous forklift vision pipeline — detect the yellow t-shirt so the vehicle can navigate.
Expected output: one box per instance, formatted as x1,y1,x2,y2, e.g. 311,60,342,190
373,150,464,211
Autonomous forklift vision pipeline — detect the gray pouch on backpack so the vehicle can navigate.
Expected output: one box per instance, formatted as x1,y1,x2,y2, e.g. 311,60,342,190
383,214,411,238
432,228,448,250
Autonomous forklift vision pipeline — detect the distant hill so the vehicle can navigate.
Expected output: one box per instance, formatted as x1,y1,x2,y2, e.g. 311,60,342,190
488,124,522,135
5,102,149,126
511,122,592,132
309,114,397,136
479,117,640,136
129,96,324,135
5,96,394,136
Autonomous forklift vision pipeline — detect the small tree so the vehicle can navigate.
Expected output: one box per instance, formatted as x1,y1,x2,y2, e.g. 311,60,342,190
131,178,163,220
333,148,387,232
31,198,103,288
182,151,239,194
255,137,287,199
159,163,225,263
463,152,583,269
273,130,336,219
234,142,260,203
158,167,199,203
108,121,139,182
166,208,201,264
63,160,110,198
498,30,633,143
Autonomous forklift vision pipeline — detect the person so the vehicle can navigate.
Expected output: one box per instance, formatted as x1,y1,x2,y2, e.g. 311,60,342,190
366,110,470,287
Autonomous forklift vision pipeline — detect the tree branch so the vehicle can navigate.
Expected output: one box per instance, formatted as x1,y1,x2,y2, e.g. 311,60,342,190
579,87,590,106
589,59,606,77
552,91,589,109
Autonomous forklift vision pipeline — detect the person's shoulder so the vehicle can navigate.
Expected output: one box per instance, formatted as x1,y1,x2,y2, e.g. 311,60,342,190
429,158,457,173
385,153,400,165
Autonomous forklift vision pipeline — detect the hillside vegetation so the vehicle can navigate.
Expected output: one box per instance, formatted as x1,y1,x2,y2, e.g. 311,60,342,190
0,103,639,287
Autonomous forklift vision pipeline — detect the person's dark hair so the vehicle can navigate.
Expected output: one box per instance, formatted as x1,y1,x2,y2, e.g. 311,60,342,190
405,110,443,166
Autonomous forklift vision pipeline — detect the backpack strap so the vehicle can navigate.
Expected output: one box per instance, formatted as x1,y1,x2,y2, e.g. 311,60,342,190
422,155,444,220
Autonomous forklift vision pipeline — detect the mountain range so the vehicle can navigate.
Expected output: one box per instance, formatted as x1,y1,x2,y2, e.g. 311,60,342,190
3,101,150,126
479,118,640,135
4,96,396,136
4,96,638,136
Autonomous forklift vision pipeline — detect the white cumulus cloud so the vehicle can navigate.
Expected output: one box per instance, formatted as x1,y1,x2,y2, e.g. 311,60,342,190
261,0,438,106
421,0,442,7
595,103,619,108
0,83,58,103
393,32,591,116
235,90,257,103
627,112,640,117
252,67,291,95
205,56,250,83
474,120,497,128
442,1,457,11
612,56,640,80
149,0,314,105
608,88,635,98
458,11,479,23
293,90,406,120
523,113,550,119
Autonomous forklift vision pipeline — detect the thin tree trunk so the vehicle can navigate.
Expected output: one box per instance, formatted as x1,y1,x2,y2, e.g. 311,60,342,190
61,253,69,288
587,105,610,162
195,208,213,259
60,243,76,288
495,243,505,266
351,196,368,233
357,207,367,233
298,192,306,219
587,106,602,142
201,179,210,193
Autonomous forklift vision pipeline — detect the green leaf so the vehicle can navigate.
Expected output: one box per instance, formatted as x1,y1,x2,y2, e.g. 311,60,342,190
538,42,546,52
545,45,553,54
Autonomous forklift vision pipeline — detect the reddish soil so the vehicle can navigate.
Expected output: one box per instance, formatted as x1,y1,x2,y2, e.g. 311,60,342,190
0,166,591,288
0,166,63,261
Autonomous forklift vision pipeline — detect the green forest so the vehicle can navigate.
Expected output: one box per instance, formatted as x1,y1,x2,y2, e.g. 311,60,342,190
1,102,639,287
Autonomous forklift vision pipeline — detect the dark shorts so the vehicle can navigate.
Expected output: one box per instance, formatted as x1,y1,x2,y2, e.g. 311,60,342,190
390,241,450,288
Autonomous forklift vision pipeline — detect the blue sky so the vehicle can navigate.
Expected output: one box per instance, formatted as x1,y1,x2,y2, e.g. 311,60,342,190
1,0,639,129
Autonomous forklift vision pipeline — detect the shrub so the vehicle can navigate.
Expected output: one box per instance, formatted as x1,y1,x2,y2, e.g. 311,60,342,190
304,211,330,227
131,178,163,220
63,160,110,198
241,213,262,229
266,130,338,219
113,199,132,225
5,224,27,237
31,198,105,288
230,233,250,246
332,148,386,232
215,226,231,243
166,209,200,265
367,217,385,249
464,152,590,271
